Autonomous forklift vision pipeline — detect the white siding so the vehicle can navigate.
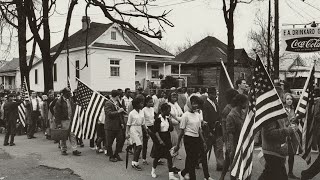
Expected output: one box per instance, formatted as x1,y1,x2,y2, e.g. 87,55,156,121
29,62,43,92
95,27,132,46
90,49,135,91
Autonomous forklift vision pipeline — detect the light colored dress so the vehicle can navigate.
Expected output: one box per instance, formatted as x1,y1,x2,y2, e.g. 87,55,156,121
169,102,183,146
127,109,145,146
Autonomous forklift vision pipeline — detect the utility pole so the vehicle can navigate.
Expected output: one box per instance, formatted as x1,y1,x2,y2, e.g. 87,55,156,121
267,0,271,74
274,0,279,81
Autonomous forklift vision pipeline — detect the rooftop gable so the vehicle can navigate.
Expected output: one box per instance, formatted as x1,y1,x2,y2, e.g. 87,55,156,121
50,22,173,57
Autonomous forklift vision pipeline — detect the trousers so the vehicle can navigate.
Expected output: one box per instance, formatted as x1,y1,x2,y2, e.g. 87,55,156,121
59,120,77,152
105,129,124,156
258,154,288,180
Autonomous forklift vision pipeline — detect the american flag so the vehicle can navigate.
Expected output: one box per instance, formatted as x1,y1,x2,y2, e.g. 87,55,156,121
230,56,287,180
18,78,29,127
295,64,315,164
70,80,105,139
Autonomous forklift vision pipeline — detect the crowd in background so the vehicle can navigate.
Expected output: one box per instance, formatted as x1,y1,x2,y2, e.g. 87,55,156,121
1,78,320,180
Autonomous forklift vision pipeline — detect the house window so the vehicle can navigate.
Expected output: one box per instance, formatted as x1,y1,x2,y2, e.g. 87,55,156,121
110,60,120,77
35,69,38,84
151,65,159,79
76,60,80,78
111,31,116,40
240,72,246,79
8,76,12,85
53,63,57,82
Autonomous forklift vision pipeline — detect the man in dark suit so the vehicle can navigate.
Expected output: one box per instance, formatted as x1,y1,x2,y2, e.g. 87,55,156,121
104,90,125,162
202,87,224,171
3,94,20,146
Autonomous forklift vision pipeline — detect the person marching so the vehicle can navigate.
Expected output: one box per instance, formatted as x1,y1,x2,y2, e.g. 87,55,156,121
54,87,81,156
151,103,179,180
219,89,239,180
175,95,207,180
283,93,299,179
142,96,156,165
3,94,20,146
225,94,248,180
126,97,148,171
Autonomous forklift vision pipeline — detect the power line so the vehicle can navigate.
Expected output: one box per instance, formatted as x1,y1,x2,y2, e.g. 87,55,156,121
285,0,309,23
290,0,314,21
303,0,320,13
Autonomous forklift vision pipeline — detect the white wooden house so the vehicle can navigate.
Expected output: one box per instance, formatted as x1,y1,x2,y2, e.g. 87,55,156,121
29,17,184,92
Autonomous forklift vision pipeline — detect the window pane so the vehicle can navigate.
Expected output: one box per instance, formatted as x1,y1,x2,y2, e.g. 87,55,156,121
53,63,57,82
110,60,119,65
151,70,159,78
151,65,159,69
76,60,80,78
110,67,120,76
35,69,38,84
111,31,116,40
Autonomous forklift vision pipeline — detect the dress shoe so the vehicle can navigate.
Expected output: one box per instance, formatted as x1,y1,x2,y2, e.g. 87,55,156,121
72,150,81,156
3,143,9,146
109,157,118,162
9,143,15,146
114,154,123,161
61,151,68,155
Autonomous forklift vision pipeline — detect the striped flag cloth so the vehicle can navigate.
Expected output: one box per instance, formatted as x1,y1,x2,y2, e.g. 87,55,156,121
230,56,287,180
295,65,315,164
18,78,29,127
70,80,105,139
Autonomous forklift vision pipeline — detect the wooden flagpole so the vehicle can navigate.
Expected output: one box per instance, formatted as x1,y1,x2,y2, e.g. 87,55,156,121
220,59,234,89
75,77,128,114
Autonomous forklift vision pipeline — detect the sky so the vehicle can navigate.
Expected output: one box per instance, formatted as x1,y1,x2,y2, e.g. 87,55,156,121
1,0,320,60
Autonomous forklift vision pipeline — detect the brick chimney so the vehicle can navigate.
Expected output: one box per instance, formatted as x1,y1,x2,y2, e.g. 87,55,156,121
82,16,91,31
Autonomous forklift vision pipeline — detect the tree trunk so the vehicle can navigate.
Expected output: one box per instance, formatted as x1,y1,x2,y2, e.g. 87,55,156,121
226,18,235,83
16,0,28,89
42,52,54,93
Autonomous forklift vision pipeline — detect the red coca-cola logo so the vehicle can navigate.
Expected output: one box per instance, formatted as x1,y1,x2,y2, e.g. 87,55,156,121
286,37,320,52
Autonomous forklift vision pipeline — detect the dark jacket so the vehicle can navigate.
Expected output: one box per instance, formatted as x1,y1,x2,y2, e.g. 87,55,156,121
202,98,221,135
261,118,292,158
225,107,245,155
54,97,75,125
4,101,20,134
104,100,124,131
312,98,320,146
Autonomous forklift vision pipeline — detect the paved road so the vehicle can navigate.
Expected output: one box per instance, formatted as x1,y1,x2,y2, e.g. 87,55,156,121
0,132,319,180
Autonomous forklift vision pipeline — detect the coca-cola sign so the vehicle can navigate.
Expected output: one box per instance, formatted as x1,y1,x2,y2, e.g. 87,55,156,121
282,27,320,53
285,37,320,52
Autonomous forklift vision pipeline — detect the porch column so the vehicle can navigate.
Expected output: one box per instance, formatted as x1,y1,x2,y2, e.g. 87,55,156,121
145,62,148,80
178,64,181,78
163,63,166,77
3,76,5,89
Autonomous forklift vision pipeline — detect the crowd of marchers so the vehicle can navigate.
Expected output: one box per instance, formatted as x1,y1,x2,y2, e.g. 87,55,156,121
1,78,320,180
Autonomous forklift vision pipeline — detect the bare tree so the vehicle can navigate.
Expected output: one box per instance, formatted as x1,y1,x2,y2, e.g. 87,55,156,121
22,0,173,93
0,0,37,89
248,11,274,66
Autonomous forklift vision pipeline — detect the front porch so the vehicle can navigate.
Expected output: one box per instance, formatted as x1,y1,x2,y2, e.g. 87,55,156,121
0,72,17,91
135,55,188,89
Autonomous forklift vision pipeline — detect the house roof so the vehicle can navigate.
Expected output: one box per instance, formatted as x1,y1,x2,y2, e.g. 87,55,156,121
0,56,40,73
280,54,320,72
50,22,173,57
173,36,253,66
0,58,20,73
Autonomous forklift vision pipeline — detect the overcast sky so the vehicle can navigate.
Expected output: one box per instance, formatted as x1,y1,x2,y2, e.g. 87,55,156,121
1,0,320,60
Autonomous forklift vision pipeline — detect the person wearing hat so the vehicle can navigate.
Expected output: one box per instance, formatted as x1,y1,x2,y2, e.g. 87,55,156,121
3,94,20,146
54,87,81,156
104,89,125,162
202,87,224,172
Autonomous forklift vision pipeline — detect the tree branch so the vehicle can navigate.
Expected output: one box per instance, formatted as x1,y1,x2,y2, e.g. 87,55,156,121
51,0,78,62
